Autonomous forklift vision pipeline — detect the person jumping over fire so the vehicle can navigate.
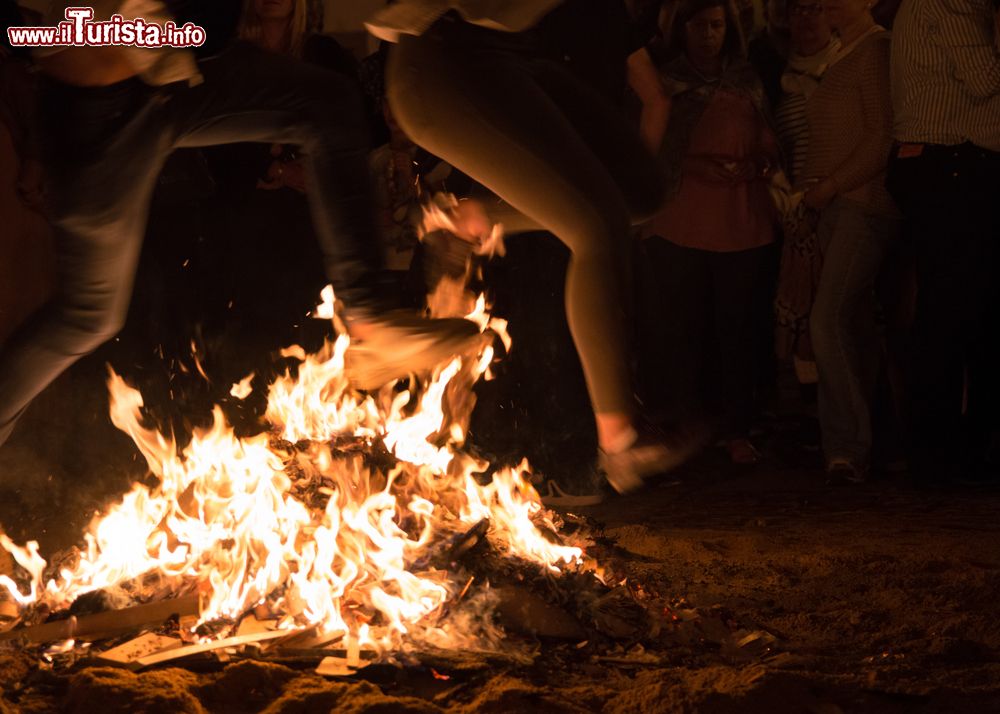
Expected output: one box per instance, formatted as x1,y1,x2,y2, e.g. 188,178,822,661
368,0,705,500
0,0,485,451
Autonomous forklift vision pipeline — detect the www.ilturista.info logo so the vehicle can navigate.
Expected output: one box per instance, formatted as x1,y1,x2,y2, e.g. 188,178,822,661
6,6,206,48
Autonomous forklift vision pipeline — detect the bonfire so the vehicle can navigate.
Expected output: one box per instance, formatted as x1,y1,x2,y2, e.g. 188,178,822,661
0,270,627,671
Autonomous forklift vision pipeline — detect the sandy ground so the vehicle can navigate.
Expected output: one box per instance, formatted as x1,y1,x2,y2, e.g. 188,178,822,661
3,387,1000,714
2,232,999,712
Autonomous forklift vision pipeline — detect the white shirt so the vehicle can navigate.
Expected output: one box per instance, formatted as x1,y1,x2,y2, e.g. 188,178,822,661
365,0,564,42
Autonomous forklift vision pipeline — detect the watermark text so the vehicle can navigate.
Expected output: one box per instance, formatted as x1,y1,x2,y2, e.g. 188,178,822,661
6,6,206,48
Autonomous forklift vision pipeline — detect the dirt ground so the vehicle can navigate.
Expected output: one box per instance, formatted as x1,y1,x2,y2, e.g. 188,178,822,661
2,233,999,712
3,387,1000,714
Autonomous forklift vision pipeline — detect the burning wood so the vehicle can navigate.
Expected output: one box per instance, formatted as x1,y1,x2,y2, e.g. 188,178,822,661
134,629,297,669
0,288,600,668
96,633,183,667
0,593,200,644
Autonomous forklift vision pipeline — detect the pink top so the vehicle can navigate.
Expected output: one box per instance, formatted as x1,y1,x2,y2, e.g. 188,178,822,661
646,89,777,252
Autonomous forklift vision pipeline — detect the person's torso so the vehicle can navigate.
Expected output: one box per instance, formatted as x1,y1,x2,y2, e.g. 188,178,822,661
805,32,889,172
890,0,999,146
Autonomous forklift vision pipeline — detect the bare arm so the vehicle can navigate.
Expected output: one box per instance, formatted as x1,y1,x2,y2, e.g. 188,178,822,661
626,47,671,154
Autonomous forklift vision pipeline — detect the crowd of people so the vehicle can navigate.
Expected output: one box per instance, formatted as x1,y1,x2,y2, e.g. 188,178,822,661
0,0,998,504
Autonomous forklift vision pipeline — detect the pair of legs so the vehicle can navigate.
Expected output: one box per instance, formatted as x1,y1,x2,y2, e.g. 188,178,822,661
641,237,774,442
886,143,1000,479
810,197,898,471
0,41,408,447
386,17,666,453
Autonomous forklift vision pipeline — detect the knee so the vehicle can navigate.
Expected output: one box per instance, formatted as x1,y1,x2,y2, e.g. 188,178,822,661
569,204,631,261
52,297,127,355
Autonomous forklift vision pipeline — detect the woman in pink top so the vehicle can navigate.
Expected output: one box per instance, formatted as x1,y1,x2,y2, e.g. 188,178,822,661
642,0,779,464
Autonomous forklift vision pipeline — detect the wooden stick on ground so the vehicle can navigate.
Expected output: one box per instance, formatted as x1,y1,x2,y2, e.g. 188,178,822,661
0,594,201,644
134,628,298,669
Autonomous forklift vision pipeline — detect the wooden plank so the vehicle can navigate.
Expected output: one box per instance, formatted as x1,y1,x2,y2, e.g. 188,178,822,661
316,655,368,677
235,616,277,638
0,594,201,644
96,633,183,666
265,626,344,654
135,628,299,669
0,616,76,644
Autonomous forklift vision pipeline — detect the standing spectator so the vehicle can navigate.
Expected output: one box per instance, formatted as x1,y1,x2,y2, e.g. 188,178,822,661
773,0,837,186
643,0,779,465
887,0,1000,482
772,0,838,386
804,0,897,483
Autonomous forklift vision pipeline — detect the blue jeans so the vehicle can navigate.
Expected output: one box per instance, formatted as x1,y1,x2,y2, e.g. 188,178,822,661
810,197,898,468
0,42,383,447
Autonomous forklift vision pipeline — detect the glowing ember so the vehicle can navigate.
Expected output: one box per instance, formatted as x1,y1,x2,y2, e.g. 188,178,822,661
0,291,584,654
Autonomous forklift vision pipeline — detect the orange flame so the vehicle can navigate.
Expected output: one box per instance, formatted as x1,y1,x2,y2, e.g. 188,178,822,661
0,290,585,652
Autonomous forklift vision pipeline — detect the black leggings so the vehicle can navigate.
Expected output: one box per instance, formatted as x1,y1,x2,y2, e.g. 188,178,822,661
387,18,665,415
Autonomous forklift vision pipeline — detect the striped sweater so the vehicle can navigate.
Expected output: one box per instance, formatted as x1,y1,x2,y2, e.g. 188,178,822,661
804,31,897,215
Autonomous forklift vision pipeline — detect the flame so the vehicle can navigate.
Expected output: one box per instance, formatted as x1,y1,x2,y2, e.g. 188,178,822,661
230,373,254,400
0,290,585,653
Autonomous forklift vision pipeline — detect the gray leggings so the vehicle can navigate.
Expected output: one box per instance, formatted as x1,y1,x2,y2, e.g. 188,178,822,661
387,19,665,415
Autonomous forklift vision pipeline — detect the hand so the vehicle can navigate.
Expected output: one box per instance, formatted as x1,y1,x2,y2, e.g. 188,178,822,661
423,194,505,257
686,156,761,185
803,179,837,210
726,158,760,183
257,158,307,193
448,198,492,245
686,156,740,184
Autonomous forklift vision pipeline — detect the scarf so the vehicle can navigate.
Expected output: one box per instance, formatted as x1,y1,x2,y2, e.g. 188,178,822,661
779,37,839,99
827,24,885,69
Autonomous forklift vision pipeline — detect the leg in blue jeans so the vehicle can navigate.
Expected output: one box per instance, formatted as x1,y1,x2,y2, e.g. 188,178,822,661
810,197,897,468
0,42,384,446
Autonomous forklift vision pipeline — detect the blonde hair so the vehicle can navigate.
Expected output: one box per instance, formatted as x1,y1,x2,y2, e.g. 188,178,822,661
238,0,310,57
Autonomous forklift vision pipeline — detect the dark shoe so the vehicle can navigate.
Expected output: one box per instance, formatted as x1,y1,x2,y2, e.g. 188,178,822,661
344,310,487,390
600,425,706,494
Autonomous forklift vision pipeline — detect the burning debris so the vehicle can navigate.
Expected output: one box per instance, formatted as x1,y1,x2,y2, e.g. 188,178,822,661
0,281,724,681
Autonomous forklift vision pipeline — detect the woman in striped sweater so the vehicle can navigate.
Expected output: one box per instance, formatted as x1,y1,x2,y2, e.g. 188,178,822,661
772,0,837,389
802,0,898,483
